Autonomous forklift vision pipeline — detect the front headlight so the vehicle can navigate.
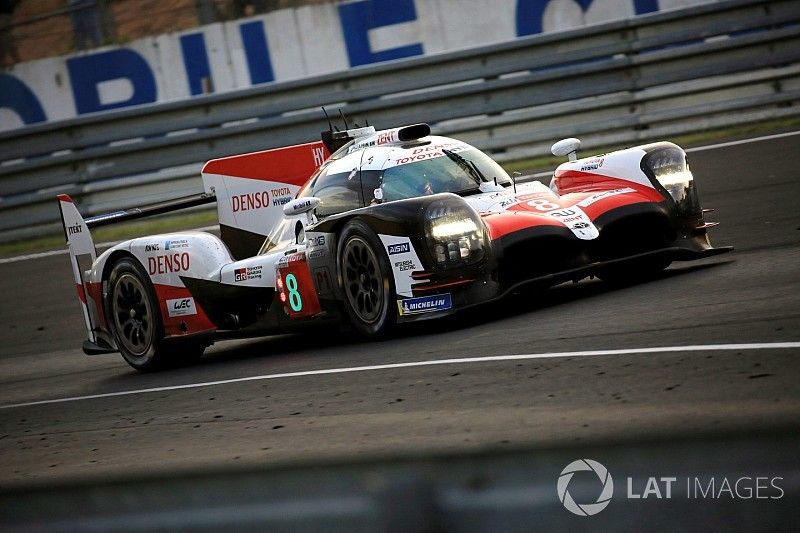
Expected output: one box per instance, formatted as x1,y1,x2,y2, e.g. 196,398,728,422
643,146,700,216
424,199,485,268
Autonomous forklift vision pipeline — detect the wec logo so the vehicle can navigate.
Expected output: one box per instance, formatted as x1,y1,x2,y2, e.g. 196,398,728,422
557,459,614,516
173,299,191,310
166,297,197,318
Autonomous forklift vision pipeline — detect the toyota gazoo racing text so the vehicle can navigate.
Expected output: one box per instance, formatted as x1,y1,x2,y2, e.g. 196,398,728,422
57,123,731,370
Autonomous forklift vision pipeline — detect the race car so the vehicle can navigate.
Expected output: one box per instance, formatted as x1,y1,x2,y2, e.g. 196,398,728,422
57,122,731,370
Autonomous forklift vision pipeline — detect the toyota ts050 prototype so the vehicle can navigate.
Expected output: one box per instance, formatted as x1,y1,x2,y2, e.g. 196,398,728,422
58,122,731,370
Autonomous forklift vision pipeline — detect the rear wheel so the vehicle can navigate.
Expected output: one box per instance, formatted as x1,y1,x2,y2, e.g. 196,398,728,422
107,258,203,371
338,220,396,337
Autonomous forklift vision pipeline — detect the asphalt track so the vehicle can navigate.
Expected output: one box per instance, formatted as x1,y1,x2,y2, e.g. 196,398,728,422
0,133,799,492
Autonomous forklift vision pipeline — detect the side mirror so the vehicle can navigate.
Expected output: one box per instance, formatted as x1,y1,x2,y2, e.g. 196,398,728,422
551,138,581,161
283,197,321,216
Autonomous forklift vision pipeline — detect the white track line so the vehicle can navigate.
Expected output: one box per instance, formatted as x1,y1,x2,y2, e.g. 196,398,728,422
685,130,800,153
2,342,798,410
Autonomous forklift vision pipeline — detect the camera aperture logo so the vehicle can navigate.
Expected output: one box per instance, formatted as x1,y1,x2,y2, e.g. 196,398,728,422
557,459,614,516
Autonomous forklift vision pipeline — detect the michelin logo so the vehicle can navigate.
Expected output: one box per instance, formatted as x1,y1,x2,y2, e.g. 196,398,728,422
397,294,452,315
388,242,411,255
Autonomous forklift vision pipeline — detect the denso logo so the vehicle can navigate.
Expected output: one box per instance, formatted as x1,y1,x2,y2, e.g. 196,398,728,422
148,252,190,275
387,242,410,255
232,191,270,213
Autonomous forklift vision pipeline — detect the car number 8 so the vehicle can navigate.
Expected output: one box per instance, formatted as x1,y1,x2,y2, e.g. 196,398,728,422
285,273,303,312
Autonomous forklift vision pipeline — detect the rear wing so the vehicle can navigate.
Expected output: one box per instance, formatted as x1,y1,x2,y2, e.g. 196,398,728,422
202,140,330,259
57,192,217,352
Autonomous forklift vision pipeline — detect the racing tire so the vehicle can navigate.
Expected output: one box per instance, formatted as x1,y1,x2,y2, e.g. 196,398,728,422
337,219,396,337
107,258,204,371
597,257,671,285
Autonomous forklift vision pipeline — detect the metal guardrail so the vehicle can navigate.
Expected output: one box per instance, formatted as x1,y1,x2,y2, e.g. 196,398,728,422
0,0,798,241
1,432,798,531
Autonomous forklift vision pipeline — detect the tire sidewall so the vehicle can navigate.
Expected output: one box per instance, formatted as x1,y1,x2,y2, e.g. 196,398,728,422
107,257,166,371
337,219,396,337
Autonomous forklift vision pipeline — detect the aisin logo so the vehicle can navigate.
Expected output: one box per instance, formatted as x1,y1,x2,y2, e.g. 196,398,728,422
557,459,614,516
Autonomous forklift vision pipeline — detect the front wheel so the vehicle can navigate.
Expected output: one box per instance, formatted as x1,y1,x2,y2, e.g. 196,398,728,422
107,258,204,371
337,219,396,337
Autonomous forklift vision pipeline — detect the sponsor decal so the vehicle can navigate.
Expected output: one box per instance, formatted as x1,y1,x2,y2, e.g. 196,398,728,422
67,224,82,235
165,239,189,250
167,297,197,317
144,243,160,252
499,198,520,209
580,158,604,172
148,252,190,275
234,265,263,282
271,187,293,207
166,297,197,317
394,259,415,272
387,242,410,255
312,146,326,166
307,249,326,260
276,251,306,268
285,199,313,215
377,131,395,145
232,191,270,213
397,293,452,315
577,188,636,208
308,235,326,247
314,267,333,294
546,206,599,240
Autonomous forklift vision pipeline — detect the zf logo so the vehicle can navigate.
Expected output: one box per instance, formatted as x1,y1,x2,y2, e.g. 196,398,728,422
387,242,410,255
67,224,82,235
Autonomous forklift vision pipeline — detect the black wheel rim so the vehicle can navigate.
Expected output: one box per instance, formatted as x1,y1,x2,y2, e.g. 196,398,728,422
111,273,154,358
343,236,384,324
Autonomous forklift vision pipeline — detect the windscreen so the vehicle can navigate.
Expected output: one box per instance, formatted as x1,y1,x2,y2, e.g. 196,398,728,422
379,147,512,202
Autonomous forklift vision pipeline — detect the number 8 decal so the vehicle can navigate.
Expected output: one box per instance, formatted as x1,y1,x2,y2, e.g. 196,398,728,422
285,273,303,312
